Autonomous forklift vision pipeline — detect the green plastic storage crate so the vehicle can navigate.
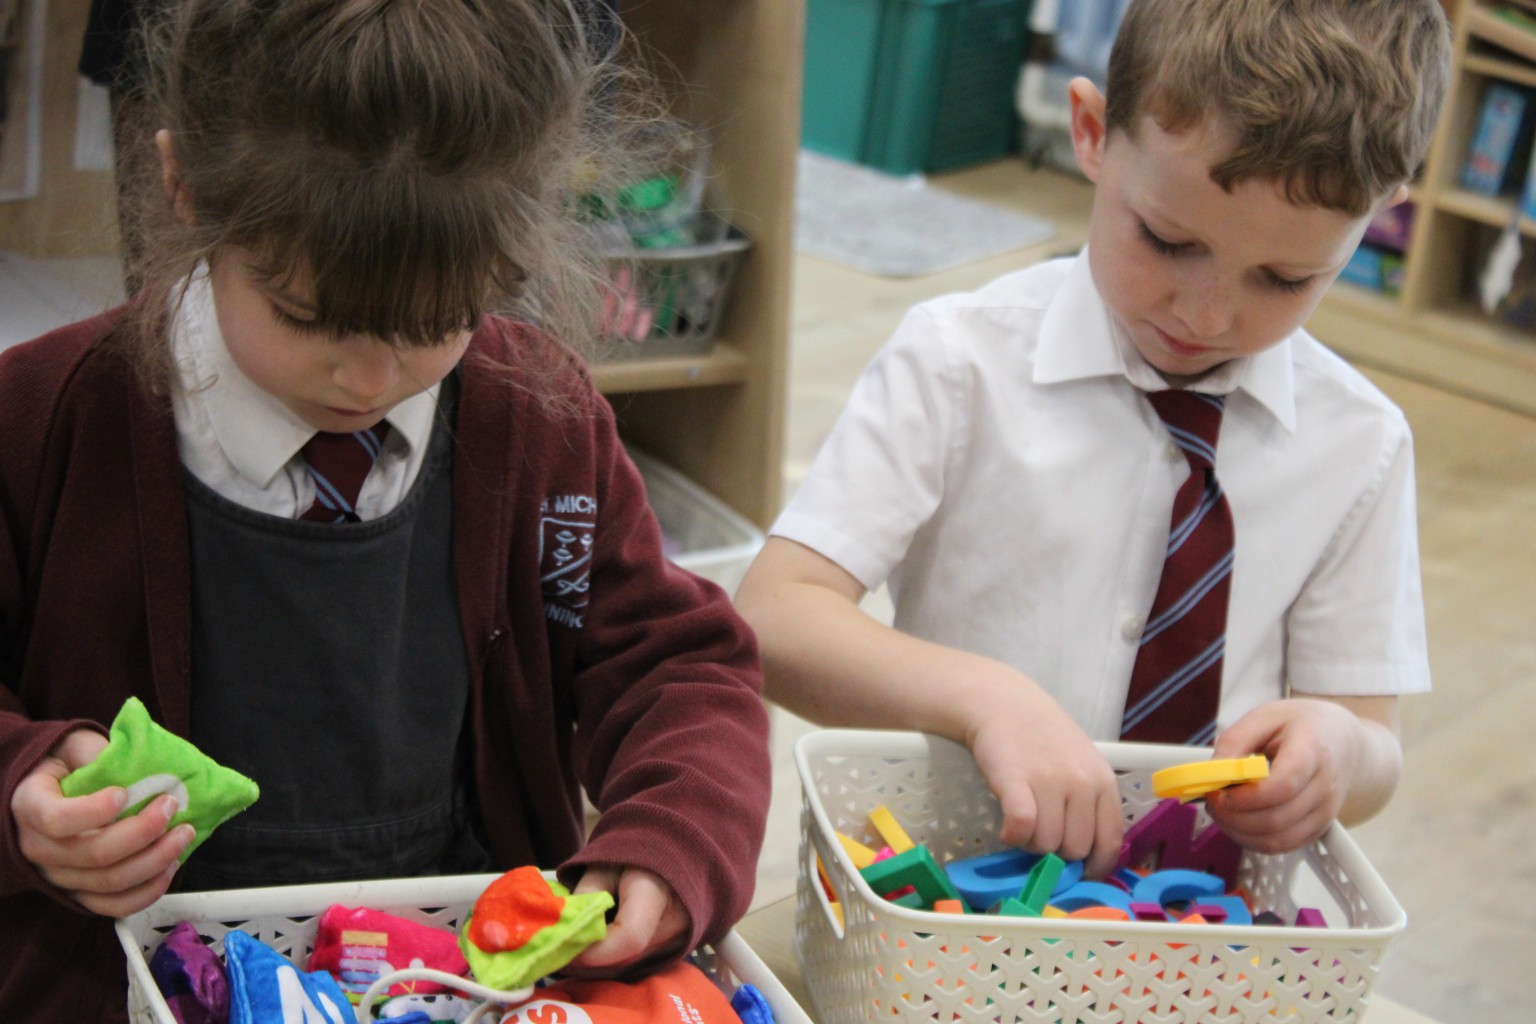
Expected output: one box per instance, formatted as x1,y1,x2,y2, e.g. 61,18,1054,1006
803,0,1031,175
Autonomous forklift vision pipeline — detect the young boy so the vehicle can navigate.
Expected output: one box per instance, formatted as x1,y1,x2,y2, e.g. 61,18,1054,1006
736,0,1449,878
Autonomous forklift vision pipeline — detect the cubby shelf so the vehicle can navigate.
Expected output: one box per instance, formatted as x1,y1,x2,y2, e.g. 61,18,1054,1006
592,344,753,393
1312,0,1536,417
607,0,801,527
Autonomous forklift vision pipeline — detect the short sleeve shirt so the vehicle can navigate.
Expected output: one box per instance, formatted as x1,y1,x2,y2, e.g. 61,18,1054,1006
772,254,1431,739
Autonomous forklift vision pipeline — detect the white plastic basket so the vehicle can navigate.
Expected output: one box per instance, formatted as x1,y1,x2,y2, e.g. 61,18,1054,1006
629,448,764,597
117,873,811,1024
794,730,1407,1024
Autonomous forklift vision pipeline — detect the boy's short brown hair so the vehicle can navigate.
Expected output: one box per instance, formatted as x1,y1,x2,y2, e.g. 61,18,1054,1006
1105,0,1451,216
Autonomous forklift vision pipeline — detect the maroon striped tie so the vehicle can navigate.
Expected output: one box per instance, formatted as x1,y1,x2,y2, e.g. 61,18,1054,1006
1119,391,1232,745
299,424,390,523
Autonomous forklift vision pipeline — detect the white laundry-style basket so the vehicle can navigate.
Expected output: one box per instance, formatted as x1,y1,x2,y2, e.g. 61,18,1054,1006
794,730,1407,1024
118,873,810,1024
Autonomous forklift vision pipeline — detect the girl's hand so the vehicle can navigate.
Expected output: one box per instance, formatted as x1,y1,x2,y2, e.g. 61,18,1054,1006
1206,698,1385,853
9,728,193,917
564,865,691,975
965,684,1124,878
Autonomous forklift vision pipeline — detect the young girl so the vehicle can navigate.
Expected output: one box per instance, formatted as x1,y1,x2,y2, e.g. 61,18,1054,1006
0,2,770,1019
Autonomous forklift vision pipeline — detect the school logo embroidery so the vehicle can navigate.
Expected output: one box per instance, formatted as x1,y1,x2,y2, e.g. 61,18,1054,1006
540,495,596,628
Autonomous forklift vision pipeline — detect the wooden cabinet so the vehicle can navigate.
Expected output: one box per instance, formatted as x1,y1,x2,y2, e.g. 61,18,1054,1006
0,0,799,528
1310,0,1536,416
596,0,800,528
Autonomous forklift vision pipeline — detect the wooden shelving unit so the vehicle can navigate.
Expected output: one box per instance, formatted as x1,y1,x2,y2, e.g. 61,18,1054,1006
601,0,800,528
0,0,800,528
1310,0,1536,416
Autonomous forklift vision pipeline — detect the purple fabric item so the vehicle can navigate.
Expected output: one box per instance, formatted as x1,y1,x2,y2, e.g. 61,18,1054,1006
149,921,229,1024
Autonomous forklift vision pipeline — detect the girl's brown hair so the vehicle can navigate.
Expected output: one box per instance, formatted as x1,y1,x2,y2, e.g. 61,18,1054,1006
123,0,661,390
1104,0,1451,216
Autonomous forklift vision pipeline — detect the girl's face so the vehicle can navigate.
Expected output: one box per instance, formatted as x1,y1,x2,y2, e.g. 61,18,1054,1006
207,249,472,433
1068,79,1390,385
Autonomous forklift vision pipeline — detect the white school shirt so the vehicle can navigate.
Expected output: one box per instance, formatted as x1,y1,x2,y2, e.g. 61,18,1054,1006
169,268,441,520
772,253,1430,739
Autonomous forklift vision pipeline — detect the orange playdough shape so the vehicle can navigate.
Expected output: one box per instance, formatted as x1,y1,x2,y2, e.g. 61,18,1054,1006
468,865,566,952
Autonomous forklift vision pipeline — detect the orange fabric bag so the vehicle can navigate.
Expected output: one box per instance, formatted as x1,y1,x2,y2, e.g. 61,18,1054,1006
496,962,740,1024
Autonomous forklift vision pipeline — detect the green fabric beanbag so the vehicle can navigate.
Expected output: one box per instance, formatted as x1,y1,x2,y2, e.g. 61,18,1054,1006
458,872,614,991
59,696,260,862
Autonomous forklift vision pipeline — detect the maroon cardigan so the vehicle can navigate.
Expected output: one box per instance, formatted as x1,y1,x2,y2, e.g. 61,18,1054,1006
0,312,771,1021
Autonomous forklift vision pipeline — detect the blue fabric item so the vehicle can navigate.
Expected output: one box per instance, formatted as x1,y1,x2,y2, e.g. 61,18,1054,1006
730,983,776,1024
223,930,351,1024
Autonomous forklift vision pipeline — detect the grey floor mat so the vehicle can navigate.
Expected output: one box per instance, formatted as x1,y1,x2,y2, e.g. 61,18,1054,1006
795,150,1056,277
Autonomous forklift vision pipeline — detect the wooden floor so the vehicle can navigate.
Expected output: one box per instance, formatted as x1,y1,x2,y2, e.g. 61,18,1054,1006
758,157,1536,1024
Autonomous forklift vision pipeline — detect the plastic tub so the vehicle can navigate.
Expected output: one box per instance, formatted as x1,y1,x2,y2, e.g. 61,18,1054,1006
629,448,765,597
803,0,1033,175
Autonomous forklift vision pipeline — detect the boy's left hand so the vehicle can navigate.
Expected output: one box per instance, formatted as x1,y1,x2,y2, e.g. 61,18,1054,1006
564,865,691,975
1204,696,1399,854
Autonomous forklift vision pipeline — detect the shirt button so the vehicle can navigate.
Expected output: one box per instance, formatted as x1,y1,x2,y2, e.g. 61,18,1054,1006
1165,440,1182,461
1121,615,1145,640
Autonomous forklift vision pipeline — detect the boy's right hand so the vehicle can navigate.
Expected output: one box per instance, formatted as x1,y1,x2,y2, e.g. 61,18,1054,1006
964,689,1124,879
10,728,193,917
738,537,1125,878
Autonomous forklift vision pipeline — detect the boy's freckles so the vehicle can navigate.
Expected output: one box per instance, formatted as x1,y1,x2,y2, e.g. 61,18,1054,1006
1083,113,1370,385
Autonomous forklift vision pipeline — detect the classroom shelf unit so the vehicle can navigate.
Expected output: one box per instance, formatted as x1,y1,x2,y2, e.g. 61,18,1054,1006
597,0,799,529
1309,0,1536,416
0,0,800,530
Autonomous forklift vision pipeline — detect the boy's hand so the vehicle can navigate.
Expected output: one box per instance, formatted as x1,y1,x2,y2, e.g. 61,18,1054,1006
10,728,193,917
738,539,1124,875
966,686,1124,878
1205,696,1401,853
565,865,690,975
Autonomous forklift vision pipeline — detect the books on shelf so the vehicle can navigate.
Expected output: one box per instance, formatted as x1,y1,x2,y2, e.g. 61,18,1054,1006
1524,137,1536,219
1363,200,1416,252
1471,4,1536,65
1340,243,1406,297
1461,82,1536,195
1492,2,1536,29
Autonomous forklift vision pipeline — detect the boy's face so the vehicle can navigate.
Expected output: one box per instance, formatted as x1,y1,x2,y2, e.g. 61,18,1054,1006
1068,80,1393,385
208,249,471,433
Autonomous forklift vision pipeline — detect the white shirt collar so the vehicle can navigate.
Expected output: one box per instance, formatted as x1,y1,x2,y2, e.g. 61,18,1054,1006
172,267,441,488
1033,250,1297,432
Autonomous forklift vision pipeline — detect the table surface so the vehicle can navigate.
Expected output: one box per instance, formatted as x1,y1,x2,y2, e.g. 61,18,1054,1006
735,898,1442,1024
